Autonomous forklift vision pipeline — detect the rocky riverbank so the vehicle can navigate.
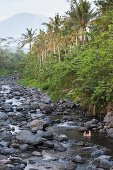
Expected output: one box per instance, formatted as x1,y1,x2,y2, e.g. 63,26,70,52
0,75,113,170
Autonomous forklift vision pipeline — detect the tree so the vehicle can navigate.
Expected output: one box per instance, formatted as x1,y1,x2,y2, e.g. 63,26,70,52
20,28,37,51
69,0,95,44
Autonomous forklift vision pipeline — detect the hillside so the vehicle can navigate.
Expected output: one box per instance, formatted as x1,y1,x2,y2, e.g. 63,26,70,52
0,13,48,38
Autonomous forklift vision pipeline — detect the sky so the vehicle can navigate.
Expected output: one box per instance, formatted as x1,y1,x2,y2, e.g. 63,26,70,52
0,0,70,21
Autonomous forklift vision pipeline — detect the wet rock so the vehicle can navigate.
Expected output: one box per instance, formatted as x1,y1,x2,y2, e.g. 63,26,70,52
9,157,22,163
2,104,12,112
72,155,85,164
91,119,99,124
31,127,39,133
0,112,8,120
95,155,111,161
19,144,29,151
3,164,15,170
100,159,113,169
44,141,54,149
0,131,13,143
7,112,16,117
90,124,98,128
78,127,87,132
63,116,73,121
32,151,42,156
54,119,61,123
29,159,36,164
16,130,43,145
43,118,53,125
91,150,105,157
84,121,92,128
84,119,99,129
37,131,54,140
0,147,16,155
10,143,19,149
38,103,54,113
106,128,113,135
0,141,9,147
16,163,26,169
54,134,68,142
99,129,106,134
54,142,66,152
30,119,49,131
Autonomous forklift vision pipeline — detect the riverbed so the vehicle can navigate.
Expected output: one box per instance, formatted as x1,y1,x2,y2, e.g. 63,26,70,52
0,75,113,170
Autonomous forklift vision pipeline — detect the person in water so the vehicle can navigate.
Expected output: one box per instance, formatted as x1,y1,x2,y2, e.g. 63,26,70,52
83,131,91,137
83,131,87,136
89,131,91,136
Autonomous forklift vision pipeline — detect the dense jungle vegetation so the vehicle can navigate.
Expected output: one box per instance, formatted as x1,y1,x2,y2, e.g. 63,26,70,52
0,0,113,116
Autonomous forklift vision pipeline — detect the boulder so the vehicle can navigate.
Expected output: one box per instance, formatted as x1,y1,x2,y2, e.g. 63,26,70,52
30,119,49,131
91,150,105,157
2,104,12,112
72,155,85,164
54,142,66,152
38,103,54,113
1,147,16,155
100,159,113,169
16,130,43,145
36,131,54,140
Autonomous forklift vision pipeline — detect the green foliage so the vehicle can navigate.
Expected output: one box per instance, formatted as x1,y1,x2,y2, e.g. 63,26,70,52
0,48,25,77
73,27,113,113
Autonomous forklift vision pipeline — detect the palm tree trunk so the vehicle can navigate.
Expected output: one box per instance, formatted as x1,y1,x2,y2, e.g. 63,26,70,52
53,42,56,54
75,32,78,47
81,29,84,45
29,43,32,51
58,45,61,62
64,41,67,55
42,49,44,63
45,48,47,59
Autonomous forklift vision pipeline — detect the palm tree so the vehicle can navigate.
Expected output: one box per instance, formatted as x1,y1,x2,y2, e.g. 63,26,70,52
69,0,95,44
94,0,113,14
42,14,61,55
20,28,37,51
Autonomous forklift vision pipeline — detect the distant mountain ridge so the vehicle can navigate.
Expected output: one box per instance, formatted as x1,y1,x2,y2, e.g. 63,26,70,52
0,13,48,38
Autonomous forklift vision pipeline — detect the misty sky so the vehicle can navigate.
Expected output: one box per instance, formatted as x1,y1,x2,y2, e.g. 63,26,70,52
0,0,70,21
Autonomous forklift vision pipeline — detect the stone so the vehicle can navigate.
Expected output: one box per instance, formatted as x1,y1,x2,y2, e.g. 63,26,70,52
43,118,53,124
91,119,99,124
78,127,87,132
38,131,54,140
54,142,66,152
104,115,113,124
2,104,12,112
99,129,106,134
106,128,113,135
16,130,43,145
54,134,68,142
63,116,73,121
100,159,113,169
0,131,13,143
31,127,39,133
1,147,15,155
44,141,54,149
0,112,8,120
30,119,49,131
91,150,105,158
72,155,85,164
0,141,9,147
95,155,111,161
19,144,29,151
38,103,54,113
32,151,42,157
